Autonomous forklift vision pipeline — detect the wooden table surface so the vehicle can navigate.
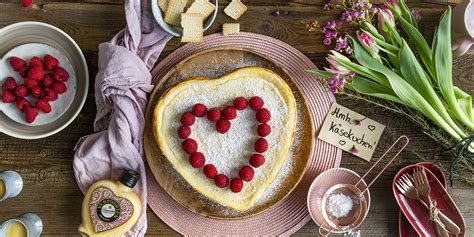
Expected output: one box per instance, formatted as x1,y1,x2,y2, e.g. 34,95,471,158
0,0,473,236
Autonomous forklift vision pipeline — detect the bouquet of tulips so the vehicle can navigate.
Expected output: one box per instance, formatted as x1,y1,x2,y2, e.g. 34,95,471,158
308,0,473,184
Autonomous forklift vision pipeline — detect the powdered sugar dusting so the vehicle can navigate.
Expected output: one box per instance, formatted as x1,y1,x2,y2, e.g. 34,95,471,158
152,50,311,217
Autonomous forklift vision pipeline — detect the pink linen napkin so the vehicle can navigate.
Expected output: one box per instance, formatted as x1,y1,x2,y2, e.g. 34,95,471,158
73,0,172,236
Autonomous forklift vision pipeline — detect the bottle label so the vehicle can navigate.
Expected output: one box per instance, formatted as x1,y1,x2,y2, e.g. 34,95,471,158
89,187,134,233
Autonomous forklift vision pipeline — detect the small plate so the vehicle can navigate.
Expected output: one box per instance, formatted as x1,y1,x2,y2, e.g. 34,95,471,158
399,162,446,237
0,21,88,139
151,0,218,37
393,165,466,236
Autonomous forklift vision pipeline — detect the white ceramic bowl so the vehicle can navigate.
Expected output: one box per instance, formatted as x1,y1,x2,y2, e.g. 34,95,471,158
0,21,89,139
151,0,218,37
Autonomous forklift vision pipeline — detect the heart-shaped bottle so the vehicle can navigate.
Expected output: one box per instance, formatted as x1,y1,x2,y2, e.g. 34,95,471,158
79,170,141,237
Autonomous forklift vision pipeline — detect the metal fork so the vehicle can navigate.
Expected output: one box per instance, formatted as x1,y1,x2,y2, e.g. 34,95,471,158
413,167,461,235
396,173,449,237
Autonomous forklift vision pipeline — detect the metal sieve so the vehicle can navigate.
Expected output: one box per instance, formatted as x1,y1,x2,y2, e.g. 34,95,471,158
319,135,409,236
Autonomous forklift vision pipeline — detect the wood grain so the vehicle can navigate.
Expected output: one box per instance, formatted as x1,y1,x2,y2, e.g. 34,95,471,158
0,0,473,236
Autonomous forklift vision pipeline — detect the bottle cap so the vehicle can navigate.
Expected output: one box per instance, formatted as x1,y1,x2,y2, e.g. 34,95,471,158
119,169,140,188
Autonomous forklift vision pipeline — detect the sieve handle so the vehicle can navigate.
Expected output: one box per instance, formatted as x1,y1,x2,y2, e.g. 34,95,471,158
355,135,409,192
318,219,333,237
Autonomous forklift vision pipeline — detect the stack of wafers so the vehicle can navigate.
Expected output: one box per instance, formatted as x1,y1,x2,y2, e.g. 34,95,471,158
158,0,248,42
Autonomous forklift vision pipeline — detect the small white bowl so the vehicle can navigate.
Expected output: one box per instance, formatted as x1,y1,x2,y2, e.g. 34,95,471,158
0,21,89,139
151,0,218,37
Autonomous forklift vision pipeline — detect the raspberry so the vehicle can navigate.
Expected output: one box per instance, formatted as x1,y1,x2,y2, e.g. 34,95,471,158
216,119,231,134
255,138,268,153
182,138,198,154
21,0,32,7
249,96,264,110
24,106,39,123
42,88,58,101
28,56,43,68
35,99,51,113
189,152,205,168
16,97,29,111
43,54,59,70
203,164,217,179
192,103,207,117
52,82,67,94
2,77,17,91
24,78,38,89
177,126,191,139
256,108,271,123
42,74,54,87
15,85,29,97
230,178,244,193
53,66,69,82
18,66,29,78
31,86,42,98
222,106,237,120
1,91,16,103
180,111,195,126
207,108,221,121
9,56,26,71
28,65,43,81
249,154,265,168
257,123,271,137
214,174,229,188
233,97,247,110
239,166,254,182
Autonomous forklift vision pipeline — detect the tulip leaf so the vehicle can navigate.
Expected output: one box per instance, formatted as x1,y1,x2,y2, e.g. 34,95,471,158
306,70,332,79
349,36,466,141
399,0,417,27
399,40,466,136
348,36,391,87
454,86,474,123
352,76,405,105
398,17,433,78
433,8,474,130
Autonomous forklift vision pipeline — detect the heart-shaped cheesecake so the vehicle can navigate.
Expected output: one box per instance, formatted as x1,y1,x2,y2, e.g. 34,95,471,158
153,67,297,211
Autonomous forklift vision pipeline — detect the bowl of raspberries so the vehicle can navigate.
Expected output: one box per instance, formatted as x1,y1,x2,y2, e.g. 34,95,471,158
0,22,88,139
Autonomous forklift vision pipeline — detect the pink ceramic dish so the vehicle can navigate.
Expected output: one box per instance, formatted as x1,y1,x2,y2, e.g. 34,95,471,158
398,162,447,237
393,165,465,236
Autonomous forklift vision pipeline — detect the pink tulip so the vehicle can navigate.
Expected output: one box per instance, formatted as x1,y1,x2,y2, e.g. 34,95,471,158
324,51,352,75
357,31,380,55
377,8,396,33
383,0,401,16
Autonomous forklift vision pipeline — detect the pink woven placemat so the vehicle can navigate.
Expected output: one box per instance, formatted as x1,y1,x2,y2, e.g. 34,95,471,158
147,32,342,236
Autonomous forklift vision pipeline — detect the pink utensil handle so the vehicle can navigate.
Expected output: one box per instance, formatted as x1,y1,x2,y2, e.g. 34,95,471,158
355,135,409,192
452,38,473,56
434,222,449,237
438,211,461,235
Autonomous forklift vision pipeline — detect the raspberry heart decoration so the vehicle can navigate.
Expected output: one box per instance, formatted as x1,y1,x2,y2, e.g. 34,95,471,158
176,96,271,193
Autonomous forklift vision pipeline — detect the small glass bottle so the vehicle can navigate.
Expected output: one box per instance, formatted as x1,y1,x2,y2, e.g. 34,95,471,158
79,169,142,237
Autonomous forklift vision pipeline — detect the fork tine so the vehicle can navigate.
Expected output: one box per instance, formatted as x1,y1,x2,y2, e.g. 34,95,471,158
414,168,422,187
400,176,412,190
420,167,428,184
395,181,405,193
412,169,419,187
395,183,405,193
418,167,425,184
402,174,413,187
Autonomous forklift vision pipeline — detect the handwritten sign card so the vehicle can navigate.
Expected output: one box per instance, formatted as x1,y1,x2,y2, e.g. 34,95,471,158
318,103,385,161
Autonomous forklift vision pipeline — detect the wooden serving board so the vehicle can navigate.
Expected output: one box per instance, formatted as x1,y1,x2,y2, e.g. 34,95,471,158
144,48,314,219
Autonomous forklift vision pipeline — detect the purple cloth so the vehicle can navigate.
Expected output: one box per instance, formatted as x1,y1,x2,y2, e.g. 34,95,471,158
73,0,172,236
